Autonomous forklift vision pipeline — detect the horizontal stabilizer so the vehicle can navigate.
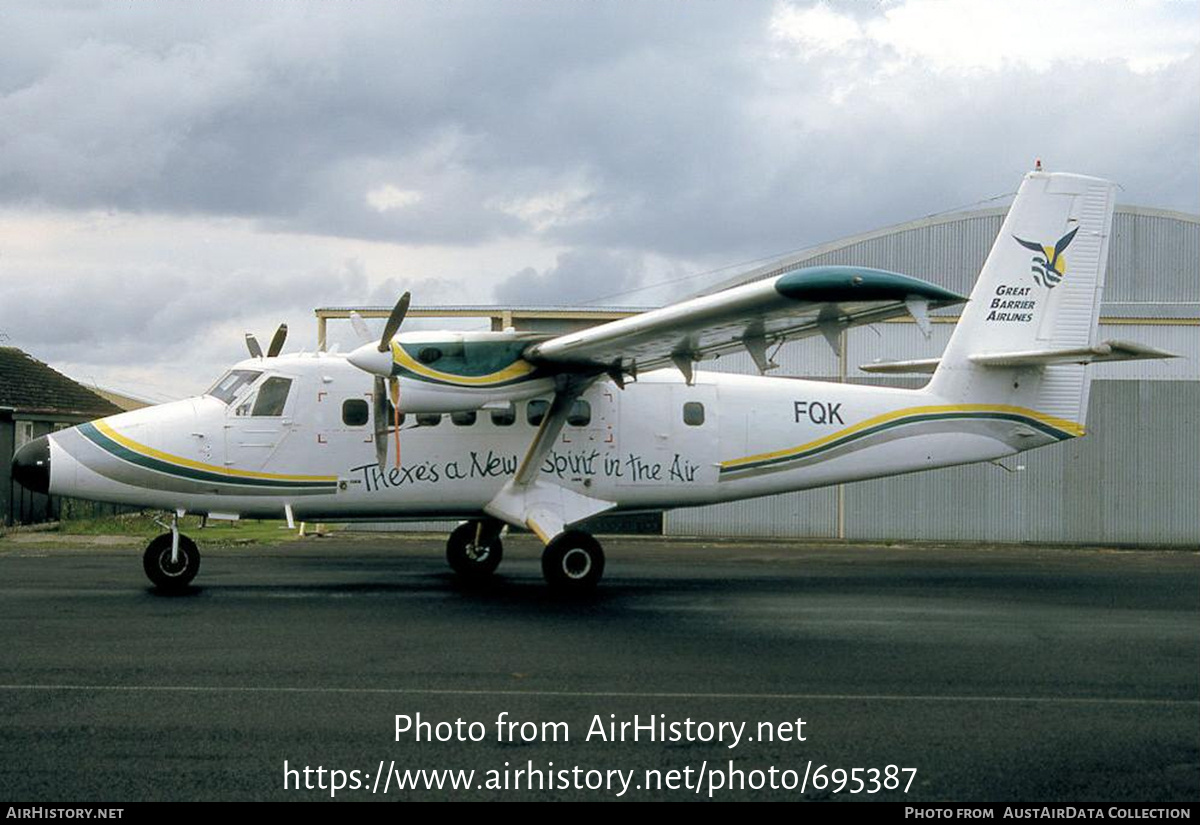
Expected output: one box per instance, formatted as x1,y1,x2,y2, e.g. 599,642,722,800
859,357,941,374
969,340,1179,367
861,340,1177,374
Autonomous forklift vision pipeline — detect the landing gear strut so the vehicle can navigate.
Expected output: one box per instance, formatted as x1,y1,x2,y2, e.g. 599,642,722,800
542,530,605,591
143,532,200,591
446,520,504,581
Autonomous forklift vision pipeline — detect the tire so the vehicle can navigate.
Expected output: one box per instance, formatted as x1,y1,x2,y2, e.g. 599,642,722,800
541,530,605,591
446,521,503,580
143,532,200,591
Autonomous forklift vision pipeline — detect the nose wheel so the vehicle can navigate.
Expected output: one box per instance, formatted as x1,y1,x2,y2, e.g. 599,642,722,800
446,520,504,581
541,530,605,591
143,532,200,591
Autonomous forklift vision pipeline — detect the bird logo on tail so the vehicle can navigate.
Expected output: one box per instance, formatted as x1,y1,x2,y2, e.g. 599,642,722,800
1013,226,1079,289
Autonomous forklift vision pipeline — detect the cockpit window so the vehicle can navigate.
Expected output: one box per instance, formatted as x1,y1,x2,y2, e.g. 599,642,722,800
250,377,293,416
208,370,262,405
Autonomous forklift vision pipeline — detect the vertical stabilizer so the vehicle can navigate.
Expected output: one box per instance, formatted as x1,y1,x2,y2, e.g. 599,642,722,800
928,171,1117,427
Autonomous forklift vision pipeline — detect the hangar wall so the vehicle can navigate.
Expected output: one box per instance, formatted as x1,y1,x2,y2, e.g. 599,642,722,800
665,205,1199,545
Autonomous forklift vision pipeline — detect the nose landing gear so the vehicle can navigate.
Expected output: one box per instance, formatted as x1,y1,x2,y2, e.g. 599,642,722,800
143,532,200,591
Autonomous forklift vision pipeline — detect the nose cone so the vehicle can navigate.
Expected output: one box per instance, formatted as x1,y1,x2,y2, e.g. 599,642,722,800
12,435,51,495
347,343,395,377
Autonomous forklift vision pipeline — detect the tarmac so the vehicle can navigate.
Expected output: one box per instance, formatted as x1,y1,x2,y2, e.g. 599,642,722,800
0,533,1196,802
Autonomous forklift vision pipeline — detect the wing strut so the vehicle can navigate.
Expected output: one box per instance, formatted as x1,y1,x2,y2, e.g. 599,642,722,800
485,375,616,543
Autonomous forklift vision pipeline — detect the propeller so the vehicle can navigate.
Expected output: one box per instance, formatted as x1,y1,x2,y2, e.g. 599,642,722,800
373,377,391,469
378,292,411,352
354,293,411,471
244,324,288,359
349,312,372,344
267,324,288,357
245,334,263,359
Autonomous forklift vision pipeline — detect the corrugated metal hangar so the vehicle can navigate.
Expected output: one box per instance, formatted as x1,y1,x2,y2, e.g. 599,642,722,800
668,203,1198,546
322,203,1198,546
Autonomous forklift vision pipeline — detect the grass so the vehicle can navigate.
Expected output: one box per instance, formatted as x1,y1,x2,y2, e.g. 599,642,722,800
39,511,309,546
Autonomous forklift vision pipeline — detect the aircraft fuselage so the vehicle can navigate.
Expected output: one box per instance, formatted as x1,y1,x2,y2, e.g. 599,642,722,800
39,353,1069,522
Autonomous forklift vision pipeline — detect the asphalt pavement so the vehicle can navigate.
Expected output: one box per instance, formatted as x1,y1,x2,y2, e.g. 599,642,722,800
0,534,1196,802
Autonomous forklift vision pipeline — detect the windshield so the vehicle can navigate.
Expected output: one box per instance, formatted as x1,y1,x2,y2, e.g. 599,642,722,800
235,376,293,417
206,370,262,405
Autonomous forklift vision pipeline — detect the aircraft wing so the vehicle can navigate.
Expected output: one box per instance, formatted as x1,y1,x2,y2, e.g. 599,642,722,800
524,266,966,380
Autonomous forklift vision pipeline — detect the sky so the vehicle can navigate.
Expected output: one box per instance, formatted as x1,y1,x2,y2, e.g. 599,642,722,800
0,0,1196,400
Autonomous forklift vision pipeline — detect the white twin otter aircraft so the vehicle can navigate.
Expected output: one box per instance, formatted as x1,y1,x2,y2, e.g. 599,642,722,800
11,170,1174,591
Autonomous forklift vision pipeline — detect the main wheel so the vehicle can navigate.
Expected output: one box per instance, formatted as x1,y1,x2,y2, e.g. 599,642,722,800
446,521,503,581
143,532,200,591
541,530,605,591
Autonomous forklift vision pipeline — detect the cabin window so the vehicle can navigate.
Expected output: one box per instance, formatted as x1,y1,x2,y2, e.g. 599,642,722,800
415,413,442,427
208,369,262,405
682,401,705,426
342,399,369,427
251,377,292,416
490,403,516,427
451,410,477,426
567,399,591,427
527,399,549,426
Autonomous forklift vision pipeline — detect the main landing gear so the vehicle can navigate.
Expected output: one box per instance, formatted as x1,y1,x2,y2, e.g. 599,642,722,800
445,520,606,591
541,530,605,592
143,531,200,592
445,520,504,582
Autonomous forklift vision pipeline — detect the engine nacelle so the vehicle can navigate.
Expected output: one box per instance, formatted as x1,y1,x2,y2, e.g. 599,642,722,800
351,329,561,413
392,375,556,413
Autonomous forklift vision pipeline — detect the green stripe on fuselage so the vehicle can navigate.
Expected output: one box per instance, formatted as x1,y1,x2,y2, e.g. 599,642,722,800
720,411,1073,477
77,422,336,490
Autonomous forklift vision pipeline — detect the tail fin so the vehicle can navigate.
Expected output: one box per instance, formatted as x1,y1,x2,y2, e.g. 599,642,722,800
927,171,1117,428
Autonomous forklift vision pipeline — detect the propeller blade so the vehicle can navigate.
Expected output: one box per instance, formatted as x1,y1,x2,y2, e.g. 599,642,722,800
373,377,389,469
349,312,372,344
266,324,288,358
245,334,263,359
390,377,401,469
378,292,411,353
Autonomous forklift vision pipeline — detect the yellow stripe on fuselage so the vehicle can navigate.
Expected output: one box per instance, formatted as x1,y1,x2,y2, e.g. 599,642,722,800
721,404,1084,470
94,420,337,483
391,342,535,386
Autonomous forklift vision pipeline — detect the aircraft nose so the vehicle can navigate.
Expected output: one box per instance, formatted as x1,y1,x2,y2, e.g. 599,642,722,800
12,435,51,495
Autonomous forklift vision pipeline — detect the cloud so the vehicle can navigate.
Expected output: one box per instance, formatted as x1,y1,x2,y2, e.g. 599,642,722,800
0,1,1195,256
0,207,528,395
366,185,423,213
771,0,1200,74
494,249,647,307
0,1,1195,397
